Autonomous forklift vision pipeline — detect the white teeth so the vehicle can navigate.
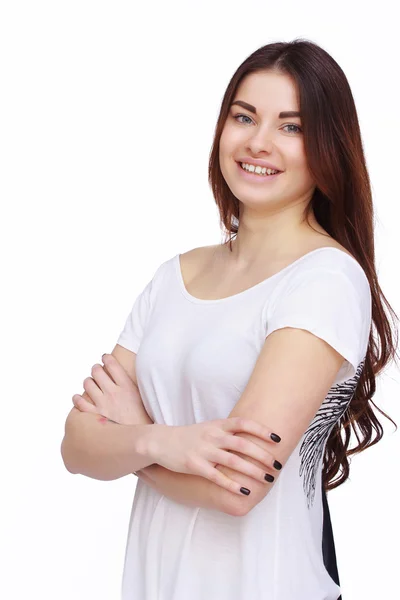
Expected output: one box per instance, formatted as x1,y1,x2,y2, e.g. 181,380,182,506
240,162,279,176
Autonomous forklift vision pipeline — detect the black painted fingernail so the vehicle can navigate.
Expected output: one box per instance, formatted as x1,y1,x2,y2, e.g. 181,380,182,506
240,487,251,495
270,433,281,443
264,473,274,482
273,460,282,470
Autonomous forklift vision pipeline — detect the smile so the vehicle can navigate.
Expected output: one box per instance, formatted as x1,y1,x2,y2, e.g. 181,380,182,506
236,161,283,183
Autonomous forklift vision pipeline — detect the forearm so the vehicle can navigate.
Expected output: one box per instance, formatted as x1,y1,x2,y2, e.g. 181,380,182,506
137,463,236,514
65,387,236,514
132,413,236,515
61,407,158,481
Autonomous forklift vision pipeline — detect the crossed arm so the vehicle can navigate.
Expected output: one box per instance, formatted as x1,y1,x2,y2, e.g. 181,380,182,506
122,324,345,519
75,382,243,515
130,406,244,517
85,320,342,516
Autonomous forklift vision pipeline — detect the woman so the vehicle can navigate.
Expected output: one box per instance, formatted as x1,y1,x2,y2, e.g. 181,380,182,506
71,39,398,599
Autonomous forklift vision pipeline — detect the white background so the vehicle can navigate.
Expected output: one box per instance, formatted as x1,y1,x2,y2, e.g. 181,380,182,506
1,1,399,599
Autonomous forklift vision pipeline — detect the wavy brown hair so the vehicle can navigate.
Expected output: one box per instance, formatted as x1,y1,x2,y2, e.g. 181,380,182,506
208,38,399,492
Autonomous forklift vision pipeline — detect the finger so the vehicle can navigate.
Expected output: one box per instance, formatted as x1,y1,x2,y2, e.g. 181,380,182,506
80,390,96,406
212,447,274,485
223,435,277,473
83,376,103,403
226,416,282,444
102,354,131,388
91,363,115,393
72,395,99,414
101,354,118,384
199,461,253,497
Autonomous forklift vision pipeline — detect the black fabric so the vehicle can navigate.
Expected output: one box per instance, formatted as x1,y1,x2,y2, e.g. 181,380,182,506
321,478,342,599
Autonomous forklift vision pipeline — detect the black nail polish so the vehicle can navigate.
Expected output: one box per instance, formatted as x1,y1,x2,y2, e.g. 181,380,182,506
240,487,251,495
273,460,282,470
264,473,274,482
270,433,281,443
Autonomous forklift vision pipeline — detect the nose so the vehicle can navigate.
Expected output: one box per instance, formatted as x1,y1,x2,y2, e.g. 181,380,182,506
246,129,275,155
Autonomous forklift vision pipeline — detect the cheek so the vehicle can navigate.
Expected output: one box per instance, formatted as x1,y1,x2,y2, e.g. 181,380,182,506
289,153,315,187
219,133,233,171
284,146,308,172
219,129,231,158
220,124,243,154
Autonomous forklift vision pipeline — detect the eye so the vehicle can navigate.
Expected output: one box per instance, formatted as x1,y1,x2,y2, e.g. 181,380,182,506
233,114,302,134
282,124,303,134
233,113,253,125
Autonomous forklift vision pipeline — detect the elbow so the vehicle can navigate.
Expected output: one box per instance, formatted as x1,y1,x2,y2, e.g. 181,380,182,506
222,494,249,518
227,493,260,517
224,504,248,518
230,503,249,518
230,502,256,518
60,436,80,475
211,476,253,517
61,407,84,474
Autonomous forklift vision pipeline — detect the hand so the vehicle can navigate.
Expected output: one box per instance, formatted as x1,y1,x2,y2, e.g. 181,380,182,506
149,417,282,497
72,353,146,425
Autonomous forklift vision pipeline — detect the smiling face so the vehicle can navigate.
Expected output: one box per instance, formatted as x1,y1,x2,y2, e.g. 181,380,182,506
219,70,316,215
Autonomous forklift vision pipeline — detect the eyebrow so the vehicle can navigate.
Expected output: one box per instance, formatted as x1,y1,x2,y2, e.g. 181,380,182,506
231,100,301,119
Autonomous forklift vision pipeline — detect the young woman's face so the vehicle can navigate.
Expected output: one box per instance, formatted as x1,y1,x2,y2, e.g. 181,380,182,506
219,70,316,213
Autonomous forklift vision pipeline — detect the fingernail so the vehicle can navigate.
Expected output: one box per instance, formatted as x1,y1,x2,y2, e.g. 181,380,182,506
264,473,274,482
240,487,251,495
102,354,106,360
273,460,282,470
270,433,281,443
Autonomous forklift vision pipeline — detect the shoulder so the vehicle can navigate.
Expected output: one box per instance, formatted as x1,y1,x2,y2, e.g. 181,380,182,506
300,243,369,289
178,244,217,277
282,234,369,288
181,238,357,263
294,235,361,269
282,249,371,307
180,239,368,288
266,237,371,322
267,245,372,336
313,240,358,264
179,244,218,261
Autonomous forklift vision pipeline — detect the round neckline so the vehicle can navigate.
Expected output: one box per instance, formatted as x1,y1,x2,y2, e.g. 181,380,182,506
174,247,362,305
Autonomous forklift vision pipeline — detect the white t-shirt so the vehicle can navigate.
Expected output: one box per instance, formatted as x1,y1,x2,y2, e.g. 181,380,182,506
117,247,372,600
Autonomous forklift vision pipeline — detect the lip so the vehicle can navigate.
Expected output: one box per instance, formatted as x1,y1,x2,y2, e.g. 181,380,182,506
236,161,283,183
236,158,283,171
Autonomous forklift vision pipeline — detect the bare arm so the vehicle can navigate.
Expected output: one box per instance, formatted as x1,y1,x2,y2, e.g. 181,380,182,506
138,462,238,514
62,395,236,514
126,400,240,515
62,343,239,514
61,404,159,481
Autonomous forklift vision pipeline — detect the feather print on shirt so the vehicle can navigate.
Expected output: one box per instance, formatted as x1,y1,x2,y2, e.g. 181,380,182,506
299,360,365,509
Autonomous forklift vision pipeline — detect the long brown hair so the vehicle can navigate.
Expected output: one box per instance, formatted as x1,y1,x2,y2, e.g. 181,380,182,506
208,38,399,492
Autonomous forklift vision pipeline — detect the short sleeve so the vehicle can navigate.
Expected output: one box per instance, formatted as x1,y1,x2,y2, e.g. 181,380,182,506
265,266,372,382
116,259,168,354
116,279,153,354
